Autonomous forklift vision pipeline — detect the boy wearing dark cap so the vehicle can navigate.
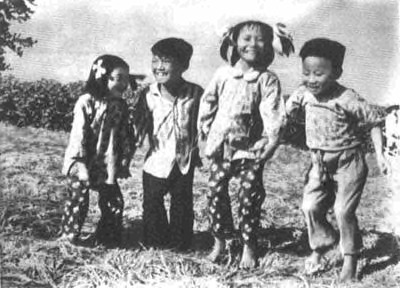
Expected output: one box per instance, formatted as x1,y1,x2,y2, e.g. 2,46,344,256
286,38,387,282
132,37,204,250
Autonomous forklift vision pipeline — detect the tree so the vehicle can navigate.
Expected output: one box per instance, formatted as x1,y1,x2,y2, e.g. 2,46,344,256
0,0,36,71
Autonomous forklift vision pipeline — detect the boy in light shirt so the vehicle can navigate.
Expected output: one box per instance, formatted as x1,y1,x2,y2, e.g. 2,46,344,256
132,38,203,250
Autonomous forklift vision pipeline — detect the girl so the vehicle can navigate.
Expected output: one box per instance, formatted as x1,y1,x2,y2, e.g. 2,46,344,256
60,54,135,248
198,20,294,268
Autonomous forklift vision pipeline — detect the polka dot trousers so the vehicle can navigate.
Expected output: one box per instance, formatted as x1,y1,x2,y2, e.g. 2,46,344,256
61,176,124,246
208,159,265,245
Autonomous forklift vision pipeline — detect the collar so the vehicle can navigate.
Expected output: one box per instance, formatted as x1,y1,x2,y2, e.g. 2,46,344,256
229,62,263,82
149,81,188,98
149,82,162,97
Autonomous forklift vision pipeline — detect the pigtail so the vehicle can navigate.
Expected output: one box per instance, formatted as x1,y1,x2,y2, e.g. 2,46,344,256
219,28,235,64
272,23,295,57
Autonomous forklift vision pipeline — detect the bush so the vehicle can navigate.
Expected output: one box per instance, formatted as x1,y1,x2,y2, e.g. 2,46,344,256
0,75,85,131
0,75,144,132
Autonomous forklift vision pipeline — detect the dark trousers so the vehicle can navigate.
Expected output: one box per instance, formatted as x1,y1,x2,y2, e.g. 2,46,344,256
208,158,265,245
142,164,194,250
61,176,124,246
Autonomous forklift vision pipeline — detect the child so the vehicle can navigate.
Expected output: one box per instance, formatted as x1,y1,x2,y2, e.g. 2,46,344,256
381,105,400,239
198,20,294,269
61,54,135,248
285,38,387,282
132,38,204,251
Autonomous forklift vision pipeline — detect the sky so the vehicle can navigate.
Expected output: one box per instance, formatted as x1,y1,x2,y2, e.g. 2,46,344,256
4,0,400,104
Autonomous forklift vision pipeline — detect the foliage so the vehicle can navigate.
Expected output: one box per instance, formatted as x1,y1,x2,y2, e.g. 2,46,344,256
0,75,143,132
0,0,37,71
0,75,85,131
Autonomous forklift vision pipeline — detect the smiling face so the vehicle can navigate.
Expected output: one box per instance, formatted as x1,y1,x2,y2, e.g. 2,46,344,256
302,56,339,97
107,66,129,97
151,54,185,85
236,24,269,66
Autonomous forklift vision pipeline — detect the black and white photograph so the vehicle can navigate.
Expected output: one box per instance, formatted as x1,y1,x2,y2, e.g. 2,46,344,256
1,0,399,287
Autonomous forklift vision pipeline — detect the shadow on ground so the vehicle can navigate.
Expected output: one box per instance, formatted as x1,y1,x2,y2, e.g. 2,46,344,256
360,229,399,277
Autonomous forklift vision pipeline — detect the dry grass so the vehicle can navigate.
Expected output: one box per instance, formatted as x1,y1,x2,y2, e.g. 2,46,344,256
1,122,399,288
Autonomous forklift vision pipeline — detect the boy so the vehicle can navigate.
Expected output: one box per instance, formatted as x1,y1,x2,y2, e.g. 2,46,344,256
132,37,203,250
286,38,387,282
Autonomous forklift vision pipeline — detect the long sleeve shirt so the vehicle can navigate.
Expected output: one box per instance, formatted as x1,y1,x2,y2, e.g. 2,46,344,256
62,93,135,185
286,84,386,151
197,64,286,160
132,81,203,178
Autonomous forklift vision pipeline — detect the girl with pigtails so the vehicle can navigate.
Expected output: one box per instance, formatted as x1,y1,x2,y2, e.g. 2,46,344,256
60,55,136,248
198,20,294,268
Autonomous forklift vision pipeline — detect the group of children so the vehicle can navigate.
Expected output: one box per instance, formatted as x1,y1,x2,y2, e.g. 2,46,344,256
59,19,396,283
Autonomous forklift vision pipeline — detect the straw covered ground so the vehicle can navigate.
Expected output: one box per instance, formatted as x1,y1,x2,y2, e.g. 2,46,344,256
1,122,399,288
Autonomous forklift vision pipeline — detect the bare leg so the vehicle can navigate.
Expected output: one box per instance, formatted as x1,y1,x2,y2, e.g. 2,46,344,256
339,255,358,283
207,236,225,262
239,242,257,269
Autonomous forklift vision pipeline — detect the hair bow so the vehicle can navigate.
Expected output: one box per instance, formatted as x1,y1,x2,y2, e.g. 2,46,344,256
92,59,107,79
272,23,295,57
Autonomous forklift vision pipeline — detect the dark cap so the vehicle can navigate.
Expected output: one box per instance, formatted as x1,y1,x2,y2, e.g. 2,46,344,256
299,38,346,69
151,37,193,69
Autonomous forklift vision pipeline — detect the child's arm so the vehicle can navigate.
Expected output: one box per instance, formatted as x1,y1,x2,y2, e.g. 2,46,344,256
117,99,136,179
250,75,286,162
280,88,307,148
197,70,221,140
285,88,305,121
346,91,386,129
62,96,90,182
370,125,390,175
131,87,152,147
346,91,389,174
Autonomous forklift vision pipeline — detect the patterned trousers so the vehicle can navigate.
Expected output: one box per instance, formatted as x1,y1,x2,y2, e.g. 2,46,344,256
208,158,265,245
142,164,195,250
61,176,124,246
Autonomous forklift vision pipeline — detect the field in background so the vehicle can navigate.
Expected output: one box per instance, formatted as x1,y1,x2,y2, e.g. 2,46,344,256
1,122,399,288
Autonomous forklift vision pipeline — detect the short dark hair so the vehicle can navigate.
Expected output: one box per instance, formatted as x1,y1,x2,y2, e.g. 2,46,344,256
85,54,129,98
151,37,193,70
299,38,346,70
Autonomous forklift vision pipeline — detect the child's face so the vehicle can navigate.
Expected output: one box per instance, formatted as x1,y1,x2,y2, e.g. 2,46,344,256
302,56,338,97
152,54,185,85
236,24,267,65
107,66,129,97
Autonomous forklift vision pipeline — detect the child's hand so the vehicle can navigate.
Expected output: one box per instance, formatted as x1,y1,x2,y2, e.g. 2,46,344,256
250,137,280,163
376,153,390,175
78,165,89,182
117,168,131,179
199,131,208,142
118,160,131,179
77,165,90,185
249,138,271,162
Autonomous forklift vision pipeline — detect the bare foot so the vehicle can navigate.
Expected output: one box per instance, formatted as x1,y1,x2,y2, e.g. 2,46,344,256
207,237,225,262
339,255,358,283
309,250,322,265
305,250,324,275
239,243,257,269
